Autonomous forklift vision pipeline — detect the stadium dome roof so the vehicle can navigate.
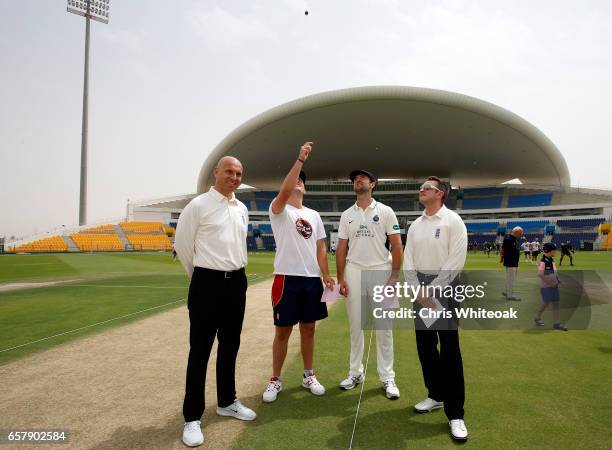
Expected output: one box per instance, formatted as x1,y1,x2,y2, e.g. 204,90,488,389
197,86,570,192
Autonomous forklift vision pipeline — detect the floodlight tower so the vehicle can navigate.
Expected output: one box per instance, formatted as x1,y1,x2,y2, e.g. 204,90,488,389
67,0,110,225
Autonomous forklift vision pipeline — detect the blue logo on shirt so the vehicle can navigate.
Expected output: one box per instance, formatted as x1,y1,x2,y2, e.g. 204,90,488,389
435,228,440,239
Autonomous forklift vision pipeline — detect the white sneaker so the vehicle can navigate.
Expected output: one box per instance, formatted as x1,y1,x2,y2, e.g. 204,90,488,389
302,374,325,396
449,419,468,441
414,397,444,413
216,399,257,421
182,421,204,447
382,379,400,399
339,374,364,390
262,378,282,402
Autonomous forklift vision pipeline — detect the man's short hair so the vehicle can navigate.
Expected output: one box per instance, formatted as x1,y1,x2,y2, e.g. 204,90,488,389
426,176,449,203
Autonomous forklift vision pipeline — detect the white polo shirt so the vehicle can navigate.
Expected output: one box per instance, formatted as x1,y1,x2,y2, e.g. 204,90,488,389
338,200,400,267
174,187,249,278
403,204,467,288
269,203,326,277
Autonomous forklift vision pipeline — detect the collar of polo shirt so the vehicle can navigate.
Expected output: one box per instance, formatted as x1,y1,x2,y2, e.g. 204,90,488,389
422,203,447,218
353,199,376,210
209,186,237,203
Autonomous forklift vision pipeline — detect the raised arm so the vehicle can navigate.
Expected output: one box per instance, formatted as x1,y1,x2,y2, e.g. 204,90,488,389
270,142,312,215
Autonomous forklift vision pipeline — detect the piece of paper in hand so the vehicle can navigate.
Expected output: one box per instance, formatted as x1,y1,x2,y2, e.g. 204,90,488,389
321,284,341,303
420,297,445,329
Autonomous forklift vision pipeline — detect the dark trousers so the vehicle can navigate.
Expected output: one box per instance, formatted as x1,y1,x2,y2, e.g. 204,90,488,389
413,272,465,420
182,267,247,422
560,252,573,264
415,329,465,420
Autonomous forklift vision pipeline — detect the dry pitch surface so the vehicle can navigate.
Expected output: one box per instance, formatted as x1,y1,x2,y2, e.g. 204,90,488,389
0,279,290,449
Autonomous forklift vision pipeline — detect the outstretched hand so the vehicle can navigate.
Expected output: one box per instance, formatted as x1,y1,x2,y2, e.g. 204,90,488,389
299,141,313,162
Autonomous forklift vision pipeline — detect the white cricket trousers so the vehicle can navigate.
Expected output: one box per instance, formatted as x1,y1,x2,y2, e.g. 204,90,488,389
344,261,395,382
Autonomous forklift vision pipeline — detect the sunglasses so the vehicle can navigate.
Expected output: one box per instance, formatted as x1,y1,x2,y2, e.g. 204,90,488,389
419,182,442,192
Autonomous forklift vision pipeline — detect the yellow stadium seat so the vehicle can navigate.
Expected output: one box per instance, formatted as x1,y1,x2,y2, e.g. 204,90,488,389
12,236,68,253
120,221,164,234
70,233,123,251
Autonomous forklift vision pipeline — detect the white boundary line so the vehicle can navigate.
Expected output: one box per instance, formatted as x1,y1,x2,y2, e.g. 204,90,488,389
348,328,374,450
0,297,186,354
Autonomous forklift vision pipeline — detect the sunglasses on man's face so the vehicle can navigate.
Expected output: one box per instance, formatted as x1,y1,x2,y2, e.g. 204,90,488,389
419,182,442,192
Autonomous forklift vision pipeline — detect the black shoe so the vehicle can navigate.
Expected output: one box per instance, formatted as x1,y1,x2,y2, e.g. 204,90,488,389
553,323,568,331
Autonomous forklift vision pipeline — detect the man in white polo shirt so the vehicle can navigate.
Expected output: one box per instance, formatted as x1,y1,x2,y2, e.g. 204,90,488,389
262,142,335,403
404,176,468,441
336,169,403,399
175,156,256,447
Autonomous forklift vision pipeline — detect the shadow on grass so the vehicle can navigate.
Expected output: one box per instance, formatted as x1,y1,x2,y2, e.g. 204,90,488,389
325,400,464,449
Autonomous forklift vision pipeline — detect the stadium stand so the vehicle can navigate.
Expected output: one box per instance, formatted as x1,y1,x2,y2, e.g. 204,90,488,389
258,224,273,234
255,200,272,212
337,198,356,210
10,236,68,253
603,233,612,250
551,232,599,249
376,198,414,211
462,187,503,197
507,193,552,208
127,234,172,251
466,222,499,232
120,221,164,233
262,235,276,250
467,234,495,247
255,191,278,198
556,218,605,229
506,220,548,232
71,233,123,251
304,199,334,211
462,197,503,209
82,224,115,233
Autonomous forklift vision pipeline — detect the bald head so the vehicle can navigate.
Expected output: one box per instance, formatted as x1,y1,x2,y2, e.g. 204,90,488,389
216,155,242,170
512,226,524,237
213,155,243,197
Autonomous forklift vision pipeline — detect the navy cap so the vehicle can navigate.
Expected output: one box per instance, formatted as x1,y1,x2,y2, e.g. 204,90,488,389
349,169,377,183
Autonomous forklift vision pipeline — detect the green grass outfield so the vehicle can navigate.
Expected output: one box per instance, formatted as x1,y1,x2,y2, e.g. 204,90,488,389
1,251,611,448
233,251,612,449
0,252,274,364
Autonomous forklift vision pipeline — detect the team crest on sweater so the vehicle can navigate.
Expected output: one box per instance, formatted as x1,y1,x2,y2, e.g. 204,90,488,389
295,218,313,239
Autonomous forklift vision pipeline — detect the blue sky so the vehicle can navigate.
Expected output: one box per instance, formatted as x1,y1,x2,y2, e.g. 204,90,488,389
1,0,611,238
